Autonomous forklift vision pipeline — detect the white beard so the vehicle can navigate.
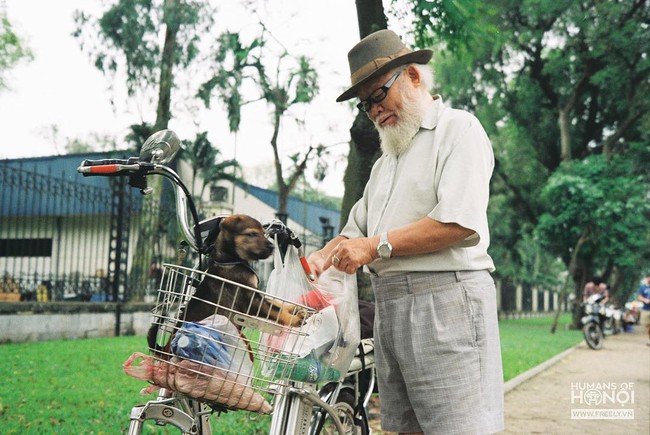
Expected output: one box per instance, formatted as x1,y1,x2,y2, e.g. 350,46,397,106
375,89,423,157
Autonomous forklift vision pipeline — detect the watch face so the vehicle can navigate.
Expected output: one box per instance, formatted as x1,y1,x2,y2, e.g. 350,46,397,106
378,243,391,259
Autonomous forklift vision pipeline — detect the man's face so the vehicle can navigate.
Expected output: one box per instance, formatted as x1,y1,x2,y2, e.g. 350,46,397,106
357,67,424,156
357,70,405,127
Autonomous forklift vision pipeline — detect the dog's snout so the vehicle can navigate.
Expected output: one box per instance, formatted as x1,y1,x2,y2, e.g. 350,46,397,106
266,240,274,251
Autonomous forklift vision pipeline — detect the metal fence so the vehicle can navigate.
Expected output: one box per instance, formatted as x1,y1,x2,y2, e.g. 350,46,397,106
1,160,567,314
1,161,177,302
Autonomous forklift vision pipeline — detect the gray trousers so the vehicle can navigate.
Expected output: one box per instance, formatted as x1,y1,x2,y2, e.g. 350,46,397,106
371,270,504,435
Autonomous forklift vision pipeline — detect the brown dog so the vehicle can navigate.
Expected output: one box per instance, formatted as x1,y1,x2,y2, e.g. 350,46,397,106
182,214,306,326
147,215,306,353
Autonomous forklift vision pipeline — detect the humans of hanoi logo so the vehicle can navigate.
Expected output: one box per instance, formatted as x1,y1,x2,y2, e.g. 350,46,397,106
570,382,635,406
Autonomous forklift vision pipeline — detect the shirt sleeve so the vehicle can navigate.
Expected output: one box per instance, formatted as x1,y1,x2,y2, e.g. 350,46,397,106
428,112,494,246
340,188,369,239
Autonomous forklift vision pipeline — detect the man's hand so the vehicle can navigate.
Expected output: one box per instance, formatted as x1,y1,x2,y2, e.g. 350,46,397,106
306,235,349,279
307,250,328,279
324,236,378,274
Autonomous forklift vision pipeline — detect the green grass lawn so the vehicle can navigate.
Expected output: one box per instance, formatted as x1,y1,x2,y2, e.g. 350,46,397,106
0,335,270,434
500,314,582,381
0,314,581,434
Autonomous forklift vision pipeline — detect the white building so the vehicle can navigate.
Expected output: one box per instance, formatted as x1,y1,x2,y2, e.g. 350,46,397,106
0,152,341,301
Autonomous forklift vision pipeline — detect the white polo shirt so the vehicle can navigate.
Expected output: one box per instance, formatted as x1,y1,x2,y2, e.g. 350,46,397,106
341,96,496,275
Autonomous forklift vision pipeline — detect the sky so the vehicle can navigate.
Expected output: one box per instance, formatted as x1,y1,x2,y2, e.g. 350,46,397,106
0,0,369,197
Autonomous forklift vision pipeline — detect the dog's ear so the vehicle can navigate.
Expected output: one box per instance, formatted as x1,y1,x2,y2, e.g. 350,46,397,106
203,216,225,252
220,215,244,234
220,214,264,234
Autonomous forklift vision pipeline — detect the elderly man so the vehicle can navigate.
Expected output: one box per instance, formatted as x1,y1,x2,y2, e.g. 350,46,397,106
308,29,504,434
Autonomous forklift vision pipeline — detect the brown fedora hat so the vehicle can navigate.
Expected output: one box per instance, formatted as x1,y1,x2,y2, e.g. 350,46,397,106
336,29,433,102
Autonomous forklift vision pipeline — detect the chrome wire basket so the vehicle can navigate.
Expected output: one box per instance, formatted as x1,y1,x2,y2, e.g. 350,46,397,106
145,263,319,413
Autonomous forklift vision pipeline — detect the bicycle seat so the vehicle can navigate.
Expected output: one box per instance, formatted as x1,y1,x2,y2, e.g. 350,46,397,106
195,215,228,253
347,338,375,373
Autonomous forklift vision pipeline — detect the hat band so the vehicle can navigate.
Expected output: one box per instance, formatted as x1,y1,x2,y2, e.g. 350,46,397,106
350,48,412,86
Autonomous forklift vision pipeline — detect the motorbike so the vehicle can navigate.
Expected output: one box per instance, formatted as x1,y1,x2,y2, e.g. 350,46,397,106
581,293,617,350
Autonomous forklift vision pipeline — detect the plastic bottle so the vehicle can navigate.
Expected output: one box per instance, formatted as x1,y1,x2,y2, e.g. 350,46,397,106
286,355,322,383
273,354,342,383
272,354,320,382
318,366,341,382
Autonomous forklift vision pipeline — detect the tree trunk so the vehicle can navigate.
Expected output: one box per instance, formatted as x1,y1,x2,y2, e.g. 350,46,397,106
558,72,591,162
550,228,590,333
558,107,572,162
340,0,387,229
340,114,381,228
339,1,386,302
355,0,388,38
155,0,177,131
130,0,178,299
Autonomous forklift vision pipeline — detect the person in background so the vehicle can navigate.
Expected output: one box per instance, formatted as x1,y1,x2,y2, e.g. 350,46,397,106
583,276,609,304
308,29,503,435
636,273,650,346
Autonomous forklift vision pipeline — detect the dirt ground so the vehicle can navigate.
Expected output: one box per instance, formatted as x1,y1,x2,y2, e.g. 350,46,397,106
367,328,649,435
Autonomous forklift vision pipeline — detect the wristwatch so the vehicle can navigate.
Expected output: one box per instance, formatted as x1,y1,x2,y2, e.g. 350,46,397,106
377,232,393,259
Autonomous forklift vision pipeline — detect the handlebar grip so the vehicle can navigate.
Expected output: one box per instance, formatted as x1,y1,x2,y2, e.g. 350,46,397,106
77,157,140,176
80,164,121,175
80,158,131,166
300,256,315,281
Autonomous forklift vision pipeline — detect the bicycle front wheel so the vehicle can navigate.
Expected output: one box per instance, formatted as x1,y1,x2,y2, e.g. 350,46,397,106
311,390,368,435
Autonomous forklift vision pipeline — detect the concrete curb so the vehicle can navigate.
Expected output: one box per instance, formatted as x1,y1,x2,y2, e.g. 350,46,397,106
503,342,583,394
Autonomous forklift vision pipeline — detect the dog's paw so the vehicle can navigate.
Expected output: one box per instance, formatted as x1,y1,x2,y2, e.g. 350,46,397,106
279,303,310,327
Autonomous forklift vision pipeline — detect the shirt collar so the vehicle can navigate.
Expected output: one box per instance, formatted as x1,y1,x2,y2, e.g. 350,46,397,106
421,95,444,130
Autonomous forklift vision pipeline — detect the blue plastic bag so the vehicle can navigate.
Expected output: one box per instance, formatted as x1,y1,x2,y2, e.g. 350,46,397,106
170,322,232,367
170,314,253,379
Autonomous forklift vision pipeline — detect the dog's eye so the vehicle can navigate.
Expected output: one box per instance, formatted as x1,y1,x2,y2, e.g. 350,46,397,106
243,232,258,238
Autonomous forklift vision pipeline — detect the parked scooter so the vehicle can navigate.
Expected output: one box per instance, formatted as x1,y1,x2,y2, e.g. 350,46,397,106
581,293,616,350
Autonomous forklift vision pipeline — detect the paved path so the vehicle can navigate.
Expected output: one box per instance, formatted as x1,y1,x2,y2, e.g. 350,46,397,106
502,328,649,434
368,328,649,434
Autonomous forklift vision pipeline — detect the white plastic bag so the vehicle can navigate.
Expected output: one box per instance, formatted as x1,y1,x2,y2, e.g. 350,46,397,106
264,267,360,383
264,242,319,356
265,243,313,303
266,304,339,358
310,268,360,382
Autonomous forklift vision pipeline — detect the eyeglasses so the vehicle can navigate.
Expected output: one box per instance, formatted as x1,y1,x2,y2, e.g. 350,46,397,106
356,71,402,113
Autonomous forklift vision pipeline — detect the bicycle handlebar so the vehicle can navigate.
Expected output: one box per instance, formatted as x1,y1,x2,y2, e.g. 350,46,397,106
76,157,204,254
77,157,145,176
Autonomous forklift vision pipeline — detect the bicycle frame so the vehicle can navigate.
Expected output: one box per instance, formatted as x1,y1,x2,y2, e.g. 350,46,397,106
128,388,212,434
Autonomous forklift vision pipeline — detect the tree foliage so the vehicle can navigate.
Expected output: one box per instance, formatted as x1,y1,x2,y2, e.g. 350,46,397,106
73,0,214,129
198,26,325,218
0,2,33,91
181,131,241,201
405,0,650,308
73,0,209,92
73,0,221,300
537,151,650,284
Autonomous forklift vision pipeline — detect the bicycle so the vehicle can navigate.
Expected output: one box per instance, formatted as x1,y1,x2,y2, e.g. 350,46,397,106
77,129,375,435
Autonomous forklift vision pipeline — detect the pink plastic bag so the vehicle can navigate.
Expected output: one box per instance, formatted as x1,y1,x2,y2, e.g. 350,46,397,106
123,352,272,413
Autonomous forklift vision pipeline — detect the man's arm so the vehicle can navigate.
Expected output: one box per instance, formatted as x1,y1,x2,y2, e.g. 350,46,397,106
314,216,474,275
378,216,475,257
